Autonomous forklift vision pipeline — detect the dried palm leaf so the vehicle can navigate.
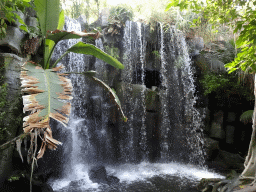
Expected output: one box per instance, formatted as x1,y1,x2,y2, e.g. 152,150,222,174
20,61,73,159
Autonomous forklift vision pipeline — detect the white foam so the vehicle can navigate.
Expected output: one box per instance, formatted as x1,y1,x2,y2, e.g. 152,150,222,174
107,162,225,183
51,162,224,191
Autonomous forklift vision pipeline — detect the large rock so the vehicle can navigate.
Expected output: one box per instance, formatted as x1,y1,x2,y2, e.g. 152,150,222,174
215,150,244,171
225,125,235,144
0,54,27,185
187,36,204,56
194,41,235,72
204,137,220,160
13,11,25,28
0,26,25,54
89,165,119,185
77,15,87,31
210,111,225,139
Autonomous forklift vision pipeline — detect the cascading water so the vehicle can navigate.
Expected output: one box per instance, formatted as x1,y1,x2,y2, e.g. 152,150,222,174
48,18,223,192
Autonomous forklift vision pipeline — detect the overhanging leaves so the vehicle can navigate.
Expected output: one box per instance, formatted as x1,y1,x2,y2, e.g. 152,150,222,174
46,30,101,44
85,71,127,122
34,0,60,37
66,42,124,69
20,61,73,158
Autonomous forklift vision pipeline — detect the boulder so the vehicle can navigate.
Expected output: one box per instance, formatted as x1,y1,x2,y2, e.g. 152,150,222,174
13,11,25,28
210,111,225,139
0,26,25,54
25,16,38,28
214,150,244,172
187,36,204,56
227,112,236,123
194,41,236,72
204,137,220,160
225,125,235,144
77,15,87,31
89,165,119,185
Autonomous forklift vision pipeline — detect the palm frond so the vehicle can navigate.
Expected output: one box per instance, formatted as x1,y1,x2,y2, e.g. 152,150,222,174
20,61,73,159
240,110,253,124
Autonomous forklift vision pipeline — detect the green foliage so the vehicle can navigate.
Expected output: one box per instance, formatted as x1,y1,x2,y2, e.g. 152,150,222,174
0,63,7,140
104,45,120,60
200,72,254,101
240,110,254,124
0,83,7,140
0,0,31,39
152,50,160,59
109,5,134,25
200,72,229,95
166,0,256,74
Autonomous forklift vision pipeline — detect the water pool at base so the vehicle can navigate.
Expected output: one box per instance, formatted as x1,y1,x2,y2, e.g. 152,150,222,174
50,162,224,192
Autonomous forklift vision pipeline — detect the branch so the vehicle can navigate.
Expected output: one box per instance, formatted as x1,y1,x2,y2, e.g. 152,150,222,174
0,133,30,152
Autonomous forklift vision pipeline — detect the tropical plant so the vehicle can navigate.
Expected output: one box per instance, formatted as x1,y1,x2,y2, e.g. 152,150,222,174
0,0,31,39
166,0,256,188
0,0,128,190
20,0,126,160
108,5,134,25
240,110,254,124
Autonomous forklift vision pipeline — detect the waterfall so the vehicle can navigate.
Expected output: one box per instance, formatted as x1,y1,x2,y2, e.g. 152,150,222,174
49,18,222,191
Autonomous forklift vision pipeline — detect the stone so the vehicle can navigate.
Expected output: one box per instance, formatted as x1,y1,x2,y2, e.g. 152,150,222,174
214,110,224,123
0,53,27,185
25,7,37,17
25,16,38,28
227,112,236,122
225,125,235,144
215,150,244,171
194,41,236,72
0,26,25,54
210,122,225,139
77,15,87,31
99,8,110,27
187,36,204,56
90,96,102,118
204,137,220,160
145,89,160,112
210,111,225,139
13,11,25,28
89,165,119,185
89,165,108,184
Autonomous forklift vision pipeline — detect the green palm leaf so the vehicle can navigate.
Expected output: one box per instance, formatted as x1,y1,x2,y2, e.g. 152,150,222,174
85,71,127,122
240,110,254,124
66,42,124,69
20,61,73,158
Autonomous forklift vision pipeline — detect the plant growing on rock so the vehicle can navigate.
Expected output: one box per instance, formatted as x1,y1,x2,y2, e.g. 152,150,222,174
1,0,127,190
21,0,126,158
0,0,31,39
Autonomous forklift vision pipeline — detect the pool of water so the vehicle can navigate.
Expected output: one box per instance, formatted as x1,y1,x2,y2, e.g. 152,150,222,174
50,162,224,192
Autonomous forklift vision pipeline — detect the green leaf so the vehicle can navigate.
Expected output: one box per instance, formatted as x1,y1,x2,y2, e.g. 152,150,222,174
44,39,55,69
20,61,73,155
19,25,28,32
165,1,179,11
240,110,253,124
1,19,4,26
57,10,65,30
85,71,127,122
34,0,60,37
1,27,6,34
47,31,100,45
67,42,124,69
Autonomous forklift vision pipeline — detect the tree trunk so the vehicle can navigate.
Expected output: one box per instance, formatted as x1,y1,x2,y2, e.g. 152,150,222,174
240,73,256,180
